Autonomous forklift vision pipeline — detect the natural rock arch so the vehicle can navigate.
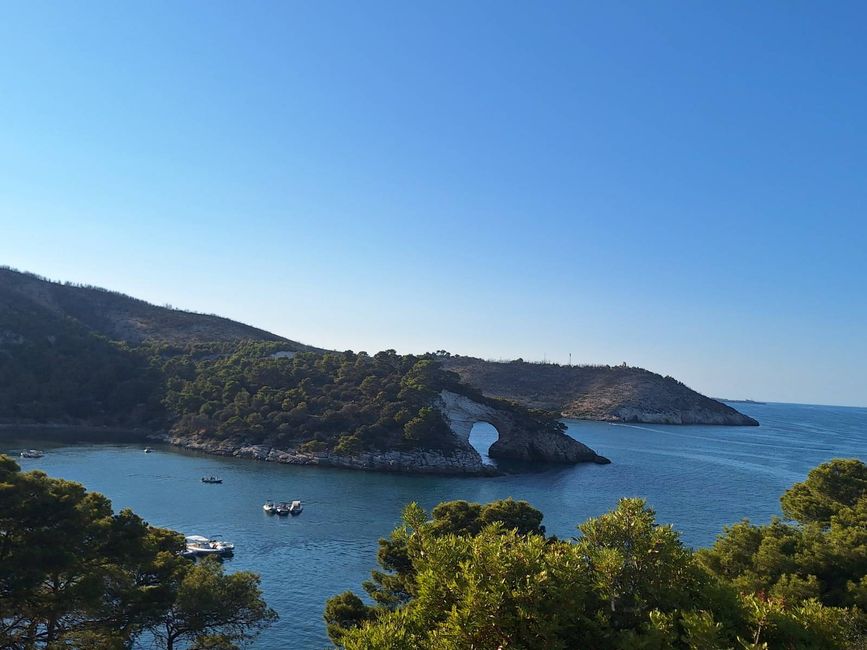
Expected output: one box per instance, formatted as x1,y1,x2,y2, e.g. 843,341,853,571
436,390,608,464
467,421,501,463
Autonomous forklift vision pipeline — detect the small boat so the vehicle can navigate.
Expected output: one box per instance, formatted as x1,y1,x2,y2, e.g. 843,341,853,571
144,448,153,453
263,501,277,515
289,500,304,516
20,449,44,459
201,476,223,484
275,502,291,516
184,535,235,558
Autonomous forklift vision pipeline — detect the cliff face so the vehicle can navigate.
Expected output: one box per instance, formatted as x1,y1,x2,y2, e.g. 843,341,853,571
442,357,759,427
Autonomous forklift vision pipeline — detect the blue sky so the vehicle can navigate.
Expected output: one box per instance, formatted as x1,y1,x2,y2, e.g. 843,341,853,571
1,2,865,407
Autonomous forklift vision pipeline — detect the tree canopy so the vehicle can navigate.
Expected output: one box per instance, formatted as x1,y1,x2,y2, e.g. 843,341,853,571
0,455,276,649
161,346,472,454
0,295,164,426
326,459,867,649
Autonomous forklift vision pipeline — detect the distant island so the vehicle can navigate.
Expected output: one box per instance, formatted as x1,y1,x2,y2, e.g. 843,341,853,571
0,267,757,474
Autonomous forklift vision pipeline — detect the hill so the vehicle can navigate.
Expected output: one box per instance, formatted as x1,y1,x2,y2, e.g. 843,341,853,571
0,267,311,346
0,267,313,428
0,268,603,472
0,278,163,426
442,356,759,426
0,267,757,434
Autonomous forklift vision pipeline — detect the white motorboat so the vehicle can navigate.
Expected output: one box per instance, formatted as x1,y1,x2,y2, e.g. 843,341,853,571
20,449,44,459
144,448,153,453
289,500,303,516
263,501,277,515
184,535,235,558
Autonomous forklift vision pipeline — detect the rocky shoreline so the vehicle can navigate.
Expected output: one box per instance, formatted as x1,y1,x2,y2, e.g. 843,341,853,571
2,405,612,476
564,406,759,426
157,433,502,476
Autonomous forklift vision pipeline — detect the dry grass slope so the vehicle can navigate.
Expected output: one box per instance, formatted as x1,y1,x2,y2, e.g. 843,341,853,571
442,357,758,426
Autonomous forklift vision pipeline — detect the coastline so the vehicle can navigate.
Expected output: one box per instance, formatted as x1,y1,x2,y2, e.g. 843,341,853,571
563,410,760,426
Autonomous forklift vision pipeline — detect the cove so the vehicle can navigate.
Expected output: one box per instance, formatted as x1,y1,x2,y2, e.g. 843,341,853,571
3,401,865,648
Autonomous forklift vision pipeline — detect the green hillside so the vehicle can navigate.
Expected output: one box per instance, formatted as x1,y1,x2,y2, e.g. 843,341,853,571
0,269,565,460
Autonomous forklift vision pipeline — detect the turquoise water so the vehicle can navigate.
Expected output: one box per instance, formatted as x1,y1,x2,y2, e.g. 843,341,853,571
4,401,865,648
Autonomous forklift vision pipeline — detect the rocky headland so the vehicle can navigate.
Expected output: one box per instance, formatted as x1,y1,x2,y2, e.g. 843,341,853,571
443,357,759,426
160,389,609,476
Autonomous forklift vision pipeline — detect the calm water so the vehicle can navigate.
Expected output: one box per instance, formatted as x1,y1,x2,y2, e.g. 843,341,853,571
4,401,866,648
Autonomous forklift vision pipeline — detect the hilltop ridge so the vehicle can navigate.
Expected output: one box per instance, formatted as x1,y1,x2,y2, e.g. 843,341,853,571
0,267,314,348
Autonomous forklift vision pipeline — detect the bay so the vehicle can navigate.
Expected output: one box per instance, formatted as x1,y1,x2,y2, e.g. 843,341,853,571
4,401,866,648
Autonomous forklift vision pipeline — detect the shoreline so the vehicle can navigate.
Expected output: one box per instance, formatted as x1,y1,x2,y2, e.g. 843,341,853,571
157,433,503,477
2,423,611,476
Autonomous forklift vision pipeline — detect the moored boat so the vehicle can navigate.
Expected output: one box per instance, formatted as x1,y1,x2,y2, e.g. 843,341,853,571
144,448,153,453
201,476,223,484
184,535,235,558
289,500,303,516
275,502,291,516
263,501,277,515
20,449,44,459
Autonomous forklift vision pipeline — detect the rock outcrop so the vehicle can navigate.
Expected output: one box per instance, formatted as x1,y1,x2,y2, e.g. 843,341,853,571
436,391,609,464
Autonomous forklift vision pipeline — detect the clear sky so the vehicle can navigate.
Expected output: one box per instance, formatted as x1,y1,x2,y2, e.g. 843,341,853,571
1,2,865,407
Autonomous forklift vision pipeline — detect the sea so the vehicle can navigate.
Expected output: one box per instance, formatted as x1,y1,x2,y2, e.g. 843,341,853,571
4,401,866,649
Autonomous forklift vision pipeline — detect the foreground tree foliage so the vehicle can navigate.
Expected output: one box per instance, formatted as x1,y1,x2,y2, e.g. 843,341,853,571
154,557,277,650
698,458,867,638
326,459,867,649
0,456,276,649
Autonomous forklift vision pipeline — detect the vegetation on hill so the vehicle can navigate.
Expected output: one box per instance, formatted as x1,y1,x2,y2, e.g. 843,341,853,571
163,345,468,453
0,286,164,426
0,269,571,459
325,458,867,648
0,455,276,649
158,342,569,456
0,266,304,346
